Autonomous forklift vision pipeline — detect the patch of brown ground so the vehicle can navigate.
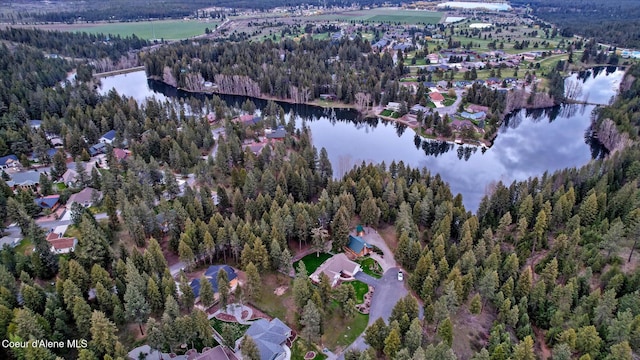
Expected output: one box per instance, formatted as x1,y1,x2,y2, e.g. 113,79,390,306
534,326,552,359
449,299,496,359
377,224,399,252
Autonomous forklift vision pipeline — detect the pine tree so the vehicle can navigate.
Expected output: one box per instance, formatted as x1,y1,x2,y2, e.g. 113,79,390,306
438,317,453,346
147,277,163,314
300,300,322,343
331,206,350,249
89,310,118,357
405,318,423,355
217,268,230,311
513,335,535,360
245,262,261,301
240,335,261,360
579,193,598,226
470,293,482,314
124,260,150,335
383,326,402,358
198,275,215,308
73,296,92,338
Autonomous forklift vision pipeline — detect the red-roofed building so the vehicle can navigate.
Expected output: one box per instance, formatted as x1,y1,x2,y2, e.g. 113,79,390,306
48,237,77,254
113,148,130,161
429,92,445,107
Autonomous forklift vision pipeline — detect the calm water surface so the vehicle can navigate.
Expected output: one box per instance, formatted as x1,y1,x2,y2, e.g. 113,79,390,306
99,67,625,211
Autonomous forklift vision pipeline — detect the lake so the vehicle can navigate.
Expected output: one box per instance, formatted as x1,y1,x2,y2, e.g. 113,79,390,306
98,67,625,211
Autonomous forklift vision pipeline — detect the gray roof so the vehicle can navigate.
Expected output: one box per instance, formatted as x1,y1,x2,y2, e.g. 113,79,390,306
68,187,102,205
244,318,291,360
7,170,45,187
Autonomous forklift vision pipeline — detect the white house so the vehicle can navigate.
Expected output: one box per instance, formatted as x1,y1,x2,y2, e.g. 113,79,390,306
99,130,116,144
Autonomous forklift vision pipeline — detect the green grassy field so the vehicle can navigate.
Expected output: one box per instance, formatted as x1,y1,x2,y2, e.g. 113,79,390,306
73,20,218,40
323,312,368,350
294,253,333,274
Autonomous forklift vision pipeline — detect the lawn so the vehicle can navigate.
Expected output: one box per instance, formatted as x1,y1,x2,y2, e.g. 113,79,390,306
322,312,368,351
72,19,219,40
347,280,369,303
357,257,382,279
291,339,328,360
14,238,33,256
380,109,394,116
293,253,332,274
250,273,295,324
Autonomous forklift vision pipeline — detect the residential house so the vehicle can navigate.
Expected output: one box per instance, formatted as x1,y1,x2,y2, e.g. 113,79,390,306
372,39,388,51
410,104,429,115
234,114,261,126
47,233,77,254
113,148,130,162
127,345,237,360
468,104,489,113
68,187,103,208
319,94,337,101
89,143,107,157
310,253,361,287
29,148,58,163
62,161,98,187
34,195,60,211
6,170,42,189
236,318,293,360
450,119,474,130
427,53,440,64
429,92,445,107
437,80,449,89
385,102,401,112
28,120,42,130
190,265,238,305
265,126,287,140
460,111,487,121
486,77,501,85
345,234,373,257
0,155,19,169
49,136,64,147
100,130,117,144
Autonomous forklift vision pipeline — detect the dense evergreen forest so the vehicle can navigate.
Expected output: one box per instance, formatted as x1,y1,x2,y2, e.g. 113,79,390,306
0,26,639,360
143,36,411,105
511,0,640,49
0,28,148,60
25,0,394,22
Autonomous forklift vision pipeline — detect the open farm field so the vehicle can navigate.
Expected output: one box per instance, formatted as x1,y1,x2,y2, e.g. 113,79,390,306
7,19,218,40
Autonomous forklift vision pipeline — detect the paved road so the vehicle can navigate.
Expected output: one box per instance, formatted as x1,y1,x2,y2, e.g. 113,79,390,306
353,272,378,287
338,268,412,359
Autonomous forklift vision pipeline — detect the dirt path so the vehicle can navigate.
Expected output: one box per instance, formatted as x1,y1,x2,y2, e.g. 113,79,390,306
534,326,551,359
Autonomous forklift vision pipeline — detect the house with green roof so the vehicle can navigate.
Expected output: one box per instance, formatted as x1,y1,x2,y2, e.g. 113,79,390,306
345,234,372,258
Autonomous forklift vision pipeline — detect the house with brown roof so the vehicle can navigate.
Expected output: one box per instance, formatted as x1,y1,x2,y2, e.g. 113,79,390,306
68,187,103,208
310,253,361,287
47,233,77,254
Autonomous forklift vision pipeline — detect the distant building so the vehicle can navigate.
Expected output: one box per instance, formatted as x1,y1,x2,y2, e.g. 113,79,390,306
89,143,107,157
265,126,287,140
100,130,117,144
385,102,401,112
0,155,19,169
234,114,261,126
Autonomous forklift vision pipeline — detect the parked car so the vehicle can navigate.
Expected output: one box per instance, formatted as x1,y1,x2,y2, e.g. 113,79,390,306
397,270,404,281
